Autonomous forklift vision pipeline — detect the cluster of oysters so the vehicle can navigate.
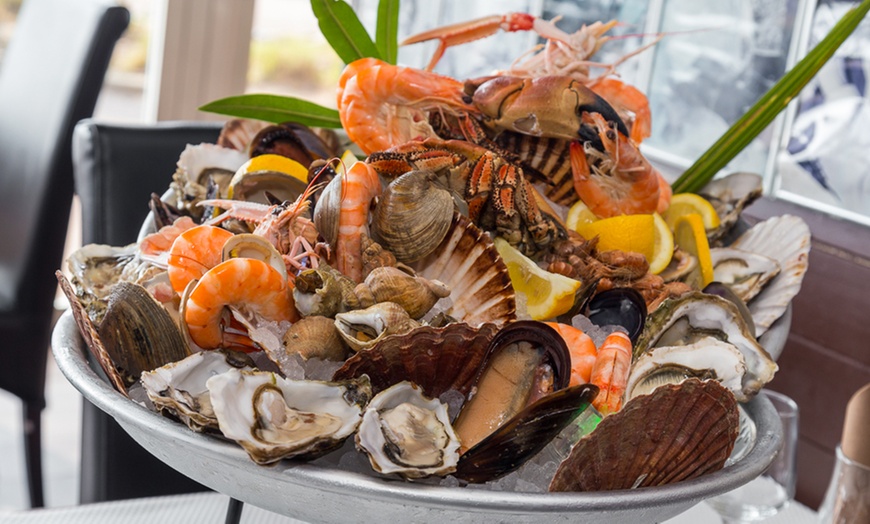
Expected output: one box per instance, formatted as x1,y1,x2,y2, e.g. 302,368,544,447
58,121,809,493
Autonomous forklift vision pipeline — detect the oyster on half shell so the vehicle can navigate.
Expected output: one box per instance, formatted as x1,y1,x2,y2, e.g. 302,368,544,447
356,382,461,479
633,292,777,401
206,369,372,465
709,247,780,303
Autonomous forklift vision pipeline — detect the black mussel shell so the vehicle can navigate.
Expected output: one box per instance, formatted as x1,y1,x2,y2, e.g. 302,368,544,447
703,281,756,335
455,384,599,483
486,320,572,391
584,288,647,344
250,122,339,166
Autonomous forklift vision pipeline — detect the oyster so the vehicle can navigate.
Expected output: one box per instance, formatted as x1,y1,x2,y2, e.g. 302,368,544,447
730,215,810,336
176,143,249,197
634,292,777,401
698,172,763,245
411,213,516,326
333,302,420,351
141,350,256,431
206,369,371,465
371,170,455,263
356,382,460,479
625,337,748,401
549,379,739,492
709,247,780,303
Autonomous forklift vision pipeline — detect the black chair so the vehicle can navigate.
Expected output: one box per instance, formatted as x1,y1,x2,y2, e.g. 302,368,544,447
0,0,128,508
72,119,223,503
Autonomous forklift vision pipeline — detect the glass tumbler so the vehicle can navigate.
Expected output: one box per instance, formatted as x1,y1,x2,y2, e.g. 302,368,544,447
817,446,870,524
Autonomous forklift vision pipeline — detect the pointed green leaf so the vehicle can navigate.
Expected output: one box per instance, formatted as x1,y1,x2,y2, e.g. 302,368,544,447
376,0,400,64
672,0,870,194
199,94,342,128
311,0,382,64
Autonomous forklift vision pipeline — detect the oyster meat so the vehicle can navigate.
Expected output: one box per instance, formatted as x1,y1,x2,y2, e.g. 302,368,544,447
207,369,372,465
709,247,781,303
356,382,460,479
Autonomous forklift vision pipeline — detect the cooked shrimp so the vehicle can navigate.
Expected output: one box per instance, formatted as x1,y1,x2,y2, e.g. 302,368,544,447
335,162,382,283
139,216,197,256
337,57,476,155
589,330,632,415
570,113,661,218
167,225,234,293
545,322,597,386
184,258,297,350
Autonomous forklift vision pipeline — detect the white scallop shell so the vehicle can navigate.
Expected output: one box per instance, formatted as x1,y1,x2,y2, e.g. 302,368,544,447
731,215,810,337
411,213,516,326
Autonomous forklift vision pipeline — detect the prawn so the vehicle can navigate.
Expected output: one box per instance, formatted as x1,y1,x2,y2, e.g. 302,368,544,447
545,322,597,386
334,161,382,283
589,330,632,415
337,57,477,155
166,225,234,293
570,113,663,218
184,257,297,350
139,216,197,256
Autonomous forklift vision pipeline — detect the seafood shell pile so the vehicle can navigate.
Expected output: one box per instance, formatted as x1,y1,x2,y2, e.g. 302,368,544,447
58,12,811,495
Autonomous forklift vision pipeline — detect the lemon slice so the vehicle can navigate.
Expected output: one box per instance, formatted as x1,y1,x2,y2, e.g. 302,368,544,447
649,213,674,275
673,213,714,288
240,154,309,183
338,150,359,175
494,237,581,320
575,214,656,258
663,193,721,231
565,200,599,232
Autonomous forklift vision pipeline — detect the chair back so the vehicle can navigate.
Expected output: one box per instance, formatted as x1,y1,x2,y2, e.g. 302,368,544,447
0,0,128,404
72,119,222,502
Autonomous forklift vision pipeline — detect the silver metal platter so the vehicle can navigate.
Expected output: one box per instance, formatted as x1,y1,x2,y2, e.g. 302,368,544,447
52,311,783,523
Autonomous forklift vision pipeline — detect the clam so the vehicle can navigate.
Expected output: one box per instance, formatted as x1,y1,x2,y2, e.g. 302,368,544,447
354,266,451,319
282,315,349,361
410,213,516,326
730,215,810,336
333,302,421,352
356,382,461,479
206,368,372,465
634,292,777,401
312,172,343,246
371,170,455,263
140,350,256,432
549,378,739,492
709,247,780,302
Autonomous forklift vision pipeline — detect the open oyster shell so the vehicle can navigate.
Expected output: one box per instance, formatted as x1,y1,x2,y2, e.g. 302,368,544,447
549,379,739,492
709,247,781,303
140,350,256,432
633,292,777,401
356,382,460,479
206,369,372,465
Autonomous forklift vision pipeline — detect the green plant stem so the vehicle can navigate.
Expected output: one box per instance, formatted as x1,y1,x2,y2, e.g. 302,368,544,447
671,0,870,194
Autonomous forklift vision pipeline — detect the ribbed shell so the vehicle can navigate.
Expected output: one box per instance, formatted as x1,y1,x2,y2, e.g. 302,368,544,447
331,323,500,398
730,215,810,336
549,379,739,492
411,213,516,326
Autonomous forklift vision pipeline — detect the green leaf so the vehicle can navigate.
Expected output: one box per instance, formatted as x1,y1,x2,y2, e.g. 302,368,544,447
311,0,382,64
671,0,870,194
199,94,342,128
376,0,400,64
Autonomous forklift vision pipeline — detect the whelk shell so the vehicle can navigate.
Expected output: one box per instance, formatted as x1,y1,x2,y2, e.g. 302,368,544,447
333,302,420,351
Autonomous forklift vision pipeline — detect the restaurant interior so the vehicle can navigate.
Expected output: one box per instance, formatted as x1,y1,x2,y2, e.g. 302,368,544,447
0,0,868,522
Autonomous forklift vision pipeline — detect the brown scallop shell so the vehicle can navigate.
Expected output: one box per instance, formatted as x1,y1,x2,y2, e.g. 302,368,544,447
331,322,500,398
410,213,515,326
549,378,740,492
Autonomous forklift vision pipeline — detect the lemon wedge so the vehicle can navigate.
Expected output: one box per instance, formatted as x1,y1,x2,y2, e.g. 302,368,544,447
565,200,599,232
673,213,714,288
239,154,309,183
663,193,720,231
575,214,656,258
649,213,675,275
494,237,581,320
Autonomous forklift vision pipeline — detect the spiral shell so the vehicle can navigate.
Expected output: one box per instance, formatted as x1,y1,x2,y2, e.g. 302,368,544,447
333,302,421,351
372,170,455,263
355,266,450,319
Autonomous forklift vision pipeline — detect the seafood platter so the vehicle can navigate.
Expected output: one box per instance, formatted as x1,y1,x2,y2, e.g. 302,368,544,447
54,9,809,523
